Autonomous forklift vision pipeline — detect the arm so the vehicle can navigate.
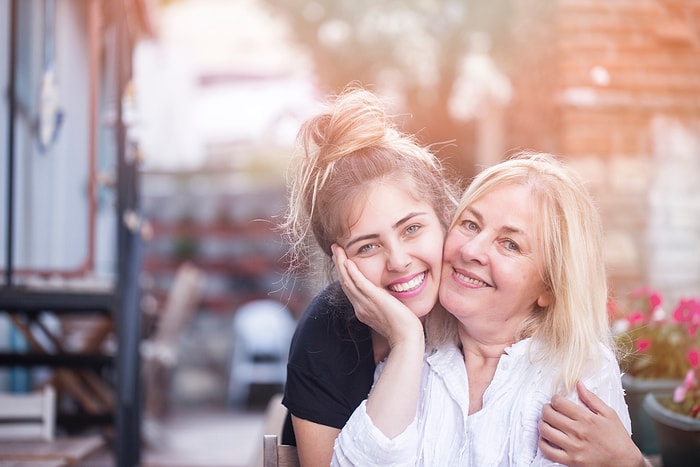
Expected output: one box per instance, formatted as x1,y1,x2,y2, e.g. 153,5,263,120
538,381,650,467
292,416,340,467
283,284,375,467
332,245,425,438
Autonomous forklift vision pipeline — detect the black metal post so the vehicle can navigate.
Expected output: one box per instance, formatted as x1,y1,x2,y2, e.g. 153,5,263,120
114,2,142,465
4,0,17,287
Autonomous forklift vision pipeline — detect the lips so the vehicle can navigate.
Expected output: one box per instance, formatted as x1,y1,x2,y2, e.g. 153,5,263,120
388,272,426,293
453,268,491,287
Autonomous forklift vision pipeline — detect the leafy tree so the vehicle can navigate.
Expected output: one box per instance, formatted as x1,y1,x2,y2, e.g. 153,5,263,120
262,0,515,179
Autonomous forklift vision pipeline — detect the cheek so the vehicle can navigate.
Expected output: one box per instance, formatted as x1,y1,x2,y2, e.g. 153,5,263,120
515,271,547,303
441,235,460,263
352,257,385,287
420,234,445,265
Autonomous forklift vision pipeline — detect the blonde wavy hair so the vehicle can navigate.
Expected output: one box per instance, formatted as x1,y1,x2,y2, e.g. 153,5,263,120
429,152,614,393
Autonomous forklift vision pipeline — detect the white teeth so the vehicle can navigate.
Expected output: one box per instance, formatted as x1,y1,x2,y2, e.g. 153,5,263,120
389,272,425,293
455,271,489,287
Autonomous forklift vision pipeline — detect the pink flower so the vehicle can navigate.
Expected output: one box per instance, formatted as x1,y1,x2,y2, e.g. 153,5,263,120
649,291,662,310
674,369,697,403
672,300,689,323
636,338,651,352
627,312,646,327
688,349,700,368
674,385,687,403
672,298,700,324
607,298,618,322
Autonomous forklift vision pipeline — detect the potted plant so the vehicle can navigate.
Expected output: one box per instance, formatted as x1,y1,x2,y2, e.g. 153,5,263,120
611,287,700,454
643,366,700,467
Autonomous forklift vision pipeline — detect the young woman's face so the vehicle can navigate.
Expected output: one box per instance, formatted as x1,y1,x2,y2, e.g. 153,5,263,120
339,182,445,319
439,184,551,331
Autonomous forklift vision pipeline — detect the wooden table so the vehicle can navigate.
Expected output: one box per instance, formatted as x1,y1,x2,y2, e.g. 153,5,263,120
0,435,104,466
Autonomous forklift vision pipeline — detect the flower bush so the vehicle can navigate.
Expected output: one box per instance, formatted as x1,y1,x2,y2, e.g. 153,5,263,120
668,367,700,419
611,286,700,380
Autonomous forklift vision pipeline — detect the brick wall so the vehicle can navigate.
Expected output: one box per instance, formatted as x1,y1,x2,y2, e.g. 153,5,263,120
535,0,700,304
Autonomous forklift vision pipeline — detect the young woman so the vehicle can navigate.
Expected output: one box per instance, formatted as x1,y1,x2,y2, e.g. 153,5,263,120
282,88,646,466
281,85,458,466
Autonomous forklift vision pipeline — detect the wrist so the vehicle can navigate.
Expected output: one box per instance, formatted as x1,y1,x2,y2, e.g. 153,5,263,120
390,334,425,356
389,325,425,353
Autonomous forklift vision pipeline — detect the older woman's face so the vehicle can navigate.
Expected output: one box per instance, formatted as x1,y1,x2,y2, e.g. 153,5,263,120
439,184,551,332
339,181,445,319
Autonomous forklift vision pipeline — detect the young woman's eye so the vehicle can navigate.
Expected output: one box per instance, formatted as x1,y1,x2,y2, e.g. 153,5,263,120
405,224,421,235
357,243,377,255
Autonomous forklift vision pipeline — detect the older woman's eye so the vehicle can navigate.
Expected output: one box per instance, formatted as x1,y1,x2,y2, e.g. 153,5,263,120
504,239,519,252
462,220,478,232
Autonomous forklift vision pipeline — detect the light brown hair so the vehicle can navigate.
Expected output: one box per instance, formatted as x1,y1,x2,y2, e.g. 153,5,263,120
282,85,459,286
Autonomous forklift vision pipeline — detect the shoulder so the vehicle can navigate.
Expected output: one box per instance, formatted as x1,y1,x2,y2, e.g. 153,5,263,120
288,282,372,363
293,283,361,341
582,342,624,379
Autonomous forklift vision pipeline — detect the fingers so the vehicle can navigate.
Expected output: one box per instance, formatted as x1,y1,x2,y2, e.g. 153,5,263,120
539,402,588,466
549,384,606,423
331,244,349,285
330,244,390,328
548,393,586,422
575,380,610,416
538,434,568,465
332,244,363,299
540,402,572,447
332,244,390,305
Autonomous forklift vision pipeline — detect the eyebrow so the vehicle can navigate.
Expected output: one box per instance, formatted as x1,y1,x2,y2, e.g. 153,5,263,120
345,211,429,250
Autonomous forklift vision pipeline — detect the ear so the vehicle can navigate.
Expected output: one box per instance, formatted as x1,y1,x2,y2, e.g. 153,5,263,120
537,291,553,308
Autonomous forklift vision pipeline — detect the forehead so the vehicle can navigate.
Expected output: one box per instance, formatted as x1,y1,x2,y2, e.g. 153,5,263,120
345,180,433,231
463,184,539,232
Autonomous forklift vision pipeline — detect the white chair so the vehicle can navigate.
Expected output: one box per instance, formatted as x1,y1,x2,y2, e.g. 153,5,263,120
228,300,296,406
0,385,55,440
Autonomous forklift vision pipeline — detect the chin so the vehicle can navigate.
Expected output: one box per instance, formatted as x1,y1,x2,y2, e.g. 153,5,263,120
411,301,435,319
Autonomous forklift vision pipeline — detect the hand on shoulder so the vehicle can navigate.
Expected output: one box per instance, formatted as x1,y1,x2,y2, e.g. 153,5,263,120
538,381,648,467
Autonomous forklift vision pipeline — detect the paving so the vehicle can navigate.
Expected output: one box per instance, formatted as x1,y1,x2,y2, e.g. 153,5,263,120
83,404,267,467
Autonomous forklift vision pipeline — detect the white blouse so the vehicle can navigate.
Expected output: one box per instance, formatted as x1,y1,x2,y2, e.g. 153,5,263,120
332,338,631,466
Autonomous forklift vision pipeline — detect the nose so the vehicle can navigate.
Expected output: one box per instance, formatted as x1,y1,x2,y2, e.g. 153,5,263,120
386,245,412,272
459,233,489,264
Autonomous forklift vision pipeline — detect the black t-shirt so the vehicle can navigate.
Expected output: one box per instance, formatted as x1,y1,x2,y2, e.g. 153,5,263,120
281,282,376,446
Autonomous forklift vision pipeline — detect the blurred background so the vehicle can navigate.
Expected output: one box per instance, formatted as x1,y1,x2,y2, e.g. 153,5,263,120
0,0,699,465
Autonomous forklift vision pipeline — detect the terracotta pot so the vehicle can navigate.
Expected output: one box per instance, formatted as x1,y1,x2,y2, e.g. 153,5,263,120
643,393,700,467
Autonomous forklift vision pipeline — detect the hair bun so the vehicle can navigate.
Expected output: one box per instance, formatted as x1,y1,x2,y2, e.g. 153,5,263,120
301,87,392,167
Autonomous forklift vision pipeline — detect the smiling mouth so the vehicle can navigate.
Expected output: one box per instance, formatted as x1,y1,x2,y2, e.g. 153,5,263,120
454,270,491,287
388,272,426,293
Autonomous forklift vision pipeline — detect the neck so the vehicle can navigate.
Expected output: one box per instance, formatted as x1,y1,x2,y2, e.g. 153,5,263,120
458,324,515,361
458,326,513,414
